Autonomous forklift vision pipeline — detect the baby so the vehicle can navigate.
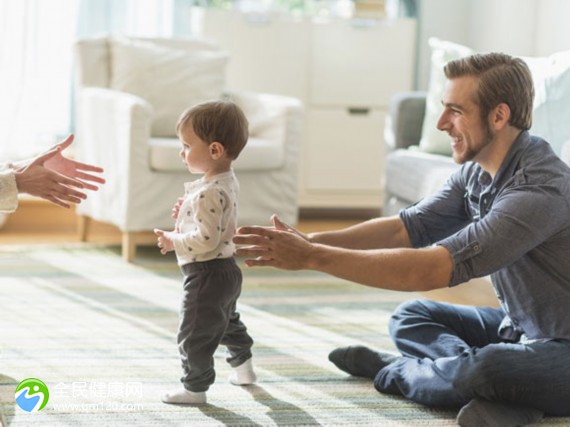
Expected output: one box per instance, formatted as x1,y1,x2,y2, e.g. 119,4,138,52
154,100,256,404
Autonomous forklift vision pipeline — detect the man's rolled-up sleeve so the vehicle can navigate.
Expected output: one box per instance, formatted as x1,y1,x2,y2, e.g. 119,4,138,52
438,184,569,286
400,167,471,248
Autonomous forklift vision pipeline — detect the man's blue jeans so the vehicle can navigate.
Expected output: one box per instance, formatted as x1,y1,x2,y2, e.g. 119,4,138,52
374,299,570,415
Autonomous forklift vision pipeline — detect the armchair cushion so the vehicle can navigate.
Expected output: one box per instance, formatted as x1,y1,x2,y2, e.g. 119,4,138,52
109,36,229,137
147,90,293,172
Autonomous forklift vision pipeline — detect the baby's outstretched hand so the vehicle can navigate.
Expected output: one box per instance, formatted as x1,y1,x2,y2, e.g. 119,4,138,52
154,229,175,254
171,197,184,219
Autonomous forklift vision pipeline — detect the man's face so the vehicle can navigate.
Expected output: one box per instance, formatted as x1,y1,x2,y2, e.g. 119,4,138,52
436,75,495,164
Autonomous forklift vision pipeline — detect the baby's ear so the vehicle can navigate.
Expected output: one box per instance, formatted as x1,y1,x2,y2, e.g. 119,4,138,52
209,141,225,159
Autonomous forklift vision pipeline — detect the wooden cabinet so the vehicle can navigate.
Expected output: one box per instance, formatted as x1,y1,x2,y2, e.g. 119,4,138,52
309,19,415,107
192,8,416,210
303,107,386,208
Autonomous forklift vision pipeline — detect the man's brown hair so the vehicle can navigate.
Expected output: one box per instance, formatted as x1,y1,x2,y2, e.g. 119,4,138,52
444,52,534,130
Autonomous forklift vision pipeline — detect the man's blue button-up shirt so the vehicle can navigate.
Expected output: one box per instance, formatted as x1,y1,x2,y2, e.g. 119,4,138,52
400,131,570,341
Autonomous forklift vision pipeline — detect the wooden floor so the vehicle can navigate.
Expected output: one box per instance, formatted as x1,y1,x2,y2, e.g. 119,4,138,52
0,198,498,307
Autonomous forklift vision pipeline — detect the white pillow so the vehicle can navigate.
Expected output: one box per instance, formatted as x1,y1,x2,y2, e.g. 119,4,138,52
109,36,229,137
418,38,473,155
524,50,570,156
226,91,286,141
420,38,570,157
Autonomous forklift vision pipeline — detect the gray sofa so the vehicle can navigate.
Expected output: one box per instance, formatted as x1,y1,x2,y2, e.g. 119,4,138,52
383,92,570,218
383,92,460,216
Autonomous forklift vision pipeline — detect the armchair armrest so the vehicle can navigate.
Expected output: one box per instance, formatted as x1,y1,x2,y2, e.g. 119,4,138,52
384,91,427,152
76,87,152,162
75,87,153,227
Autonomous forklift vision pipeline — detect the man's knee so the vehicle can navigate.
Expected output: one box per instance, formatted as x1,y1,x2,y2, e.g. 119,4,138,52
389,299,437,337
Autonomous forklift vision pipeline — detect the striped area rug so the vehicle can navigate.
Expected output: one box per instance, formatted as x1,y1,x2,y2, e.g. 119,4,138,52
0,245,567,426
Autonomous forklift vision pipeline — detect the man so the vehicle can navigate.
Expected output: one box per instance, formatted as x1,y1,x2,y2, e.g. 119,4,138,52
233,52,570,426
0,134,105,212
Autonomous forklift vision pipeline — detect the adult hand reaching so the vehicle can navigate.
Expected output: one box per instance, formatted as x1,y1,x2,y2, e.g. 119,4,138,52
43,134,105,191
13,134,105,208
233,215,315,270
271,215,309,239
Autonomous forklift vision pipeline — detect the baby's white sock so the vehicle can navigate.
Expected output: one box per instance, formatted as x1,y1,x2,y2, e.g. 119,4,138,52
161,388,206,404
229,358,257,386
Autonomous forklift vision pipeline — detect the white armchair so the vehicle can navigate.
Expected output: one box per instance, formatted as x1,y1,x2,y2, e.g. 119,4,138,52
74,35,304,261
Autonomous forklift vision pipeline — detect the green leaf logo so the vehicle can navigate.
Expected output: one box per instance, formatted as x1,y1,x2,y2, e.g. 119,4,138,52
15,378,50,412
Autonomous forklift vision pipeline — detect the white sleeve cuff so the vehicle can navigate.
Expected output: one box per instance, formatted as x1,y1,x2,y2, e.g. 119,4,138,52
0,170,19,212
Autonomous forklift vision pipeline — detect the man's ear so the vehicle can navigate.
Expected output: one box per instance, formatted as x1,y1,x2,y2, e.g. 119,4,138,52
490,103,511,130
209,142,225,159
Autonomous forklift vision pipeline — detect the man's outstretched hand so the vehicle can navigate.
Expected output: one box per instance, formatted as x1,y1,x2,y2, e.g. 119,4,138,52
233,215,314,270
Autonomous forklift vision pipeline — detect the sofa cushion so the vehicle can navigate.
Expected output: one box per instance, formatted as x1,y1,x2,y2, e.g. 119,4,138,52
149,137,285,172
386,148,460,204
523,50,570,156
109,36,228,138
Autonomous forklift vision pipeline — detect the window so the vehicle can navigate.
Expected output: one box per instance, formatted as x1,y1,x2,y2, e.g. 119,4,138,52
0,0,79,159
0,0,181,161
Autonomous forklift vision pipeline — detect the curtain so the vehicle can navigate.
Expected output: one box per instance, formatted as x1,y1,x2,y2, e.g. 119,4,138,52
77,0,181,38
0,0,79,160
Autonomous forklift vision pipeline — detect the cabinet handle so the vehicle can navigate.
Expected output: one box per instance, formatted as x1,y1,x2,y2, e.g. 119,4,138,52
245,14,271,25
348,107,370,115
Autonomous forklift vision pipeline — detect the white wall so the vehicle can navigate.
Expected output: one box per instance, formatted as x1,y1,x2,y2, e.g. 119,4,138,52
467,0,537,56
416,0,570,89
415,0,469,89
534,0,570,55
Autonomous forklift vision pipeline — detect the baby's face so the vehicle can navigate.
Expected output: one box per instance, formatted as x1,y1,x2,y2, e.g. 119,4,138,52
178,125,213,175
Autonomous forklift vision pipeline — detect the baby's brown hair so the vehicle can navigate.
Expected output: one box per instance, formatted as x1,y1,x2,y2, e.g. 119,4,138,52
176,100,249,159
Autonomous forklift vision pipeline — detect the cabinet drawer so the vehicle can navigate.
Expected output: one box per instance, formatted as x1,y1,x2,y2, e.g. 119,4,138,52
303,108,386,193
310,19,416,107
199,8,311,101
